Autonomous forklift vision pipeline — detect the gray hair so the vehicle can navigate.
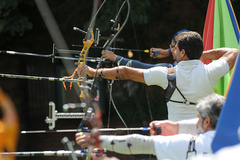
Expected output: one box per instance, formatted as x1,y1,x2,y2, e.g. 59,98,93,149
197,93,225,129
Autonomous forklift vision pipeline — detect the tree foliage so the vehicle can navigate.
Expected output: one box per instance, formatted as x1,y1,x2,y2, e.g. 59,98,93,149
0,0,32,36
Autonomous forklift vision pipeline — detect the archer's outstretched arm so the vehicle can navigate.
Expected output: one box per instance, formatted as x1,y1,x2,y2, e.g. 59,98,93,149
102,50,172,69
76,133,156,156
78,65,146,83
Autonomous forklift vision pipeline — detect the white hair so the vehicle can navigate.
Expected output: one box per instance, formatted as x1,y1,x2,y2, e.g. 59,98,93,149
196,93,225,129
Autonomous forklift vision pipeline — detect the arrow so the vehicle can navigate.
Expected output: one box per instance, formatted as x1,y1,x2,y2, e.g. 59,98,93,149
72,44,150,53
0,50,102,62
0,73,93,84
0,150,87,157
21,127,156,134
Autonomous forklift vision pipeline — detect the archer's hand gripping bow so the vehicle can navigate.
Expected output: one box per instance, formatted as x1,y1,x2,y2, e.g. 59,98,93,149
62,29,94,102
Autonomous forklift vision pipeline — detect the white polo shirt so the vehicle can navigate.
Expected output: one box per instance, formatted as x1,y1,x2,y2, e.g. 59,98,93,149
143,59,229,121
192,143,240,160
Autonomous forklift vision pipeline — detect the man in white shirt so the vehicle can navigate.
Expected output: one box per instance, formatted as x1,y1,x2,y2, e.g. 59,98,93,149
76,93,225,160
191,127,240,160
77,31,238,121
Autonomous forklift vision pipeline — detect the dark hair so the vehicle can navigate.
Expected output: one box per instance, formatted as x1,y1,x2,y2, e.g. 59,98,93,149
172,29,189,43
178,32,204,60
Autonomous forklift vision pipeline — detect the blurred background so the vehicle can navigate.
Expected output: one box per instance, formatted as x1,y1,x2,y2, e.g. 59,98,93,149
0,0,239,159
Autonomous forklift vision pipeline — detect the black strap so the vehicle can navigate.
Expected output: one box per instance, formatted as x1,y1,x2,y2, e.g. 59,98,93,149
165,72,196,105
186,136,197,159
168,99,197,105
165,72,176,102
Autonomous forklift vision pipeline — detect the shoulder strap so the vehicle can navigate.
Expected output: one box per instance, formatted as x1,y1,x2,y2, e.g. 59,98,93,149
165,72,177,102
165,70,197,105
186,136,197,159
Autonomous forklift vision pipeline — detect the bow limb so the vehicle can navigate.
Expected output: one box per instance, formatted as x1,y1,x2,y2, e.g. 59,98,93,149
88,1,131,158
92,0,131,134
62,1,110,110
88,101,105,160
77,82,105,160
72,2,108,158
73,1,130,159
62,0,107,91
62,29,94,90
78,29,94,102
86,80,103,160
0,88,19,160
102,0,130,52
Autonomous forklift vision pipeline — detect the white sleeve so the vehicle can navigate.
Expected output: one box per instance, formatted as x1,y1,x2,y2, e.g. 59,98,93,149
178,118,198,135
154,134,193,160
100,134,156,155
143,66,168,89
206,59,229,86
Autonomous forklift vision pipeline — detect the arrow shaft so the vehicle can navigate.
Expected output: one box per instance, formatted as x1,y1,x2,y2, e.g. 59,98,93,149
71,45,149,53
99,127,150,131
0,150,87,157
0,50,101,62
0,73,93,84
110,47,146,53
0,50,75,60
21,127,150,134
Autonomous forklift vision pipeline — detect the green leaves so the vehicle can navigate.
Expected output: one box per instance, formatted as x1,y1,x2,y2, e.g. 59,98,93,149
130,1,150,24
0,0,32,36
